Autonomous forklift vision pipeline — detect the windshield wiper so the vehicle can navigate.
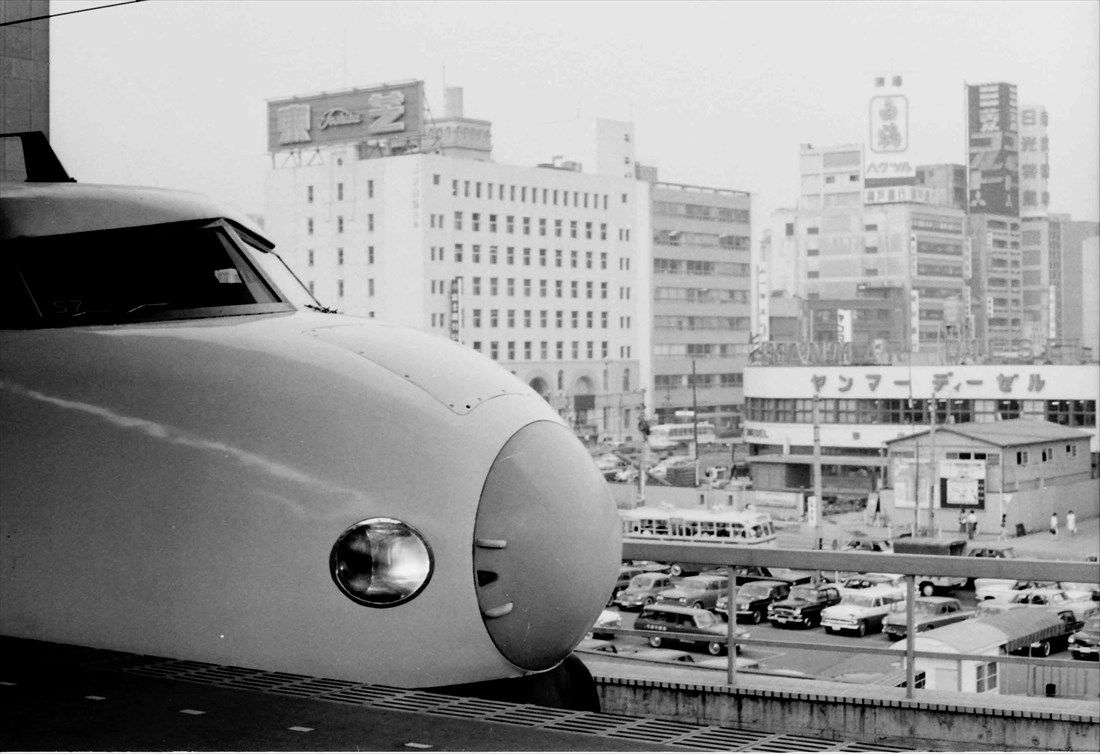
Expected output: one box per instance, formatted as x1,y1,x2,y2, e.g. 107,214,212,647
304,303,340,314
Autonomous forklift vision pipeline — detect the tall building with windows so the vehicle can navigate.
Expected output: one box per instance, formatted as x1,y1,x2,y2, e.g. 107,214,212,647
1,0,49,183
640,168,753,431
263,82,650,442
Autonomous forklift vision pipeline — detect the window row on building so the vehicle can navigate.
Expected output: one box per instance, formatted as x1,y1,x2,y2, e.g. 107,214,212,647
450,211,615,240
654,344,751,359
653,258,750,277
449,178,621,211
652,200,750,224
469,339,617,362
469,308,614,330
463,276,621,300
653,229,751,250
654,315,751,331
654,286,751,304
306,181,374,203
654,373,744,388
449,244,618,270
745,397,1096,427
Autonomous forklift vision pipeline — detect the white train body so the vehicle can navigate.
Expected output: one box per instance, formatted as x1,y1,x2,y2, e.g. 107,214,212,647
0,177,620,690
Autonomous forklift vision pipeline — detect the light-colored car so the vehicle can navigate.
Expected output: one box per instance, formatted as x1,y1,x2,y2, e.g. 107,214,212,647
656,574,729,611
836,573,904,598
591,608,621,640
1007,588,1099,626
821,585,906,636
612,572,674,610
976,580,1094,603
882,597,972,640
609,565,644,605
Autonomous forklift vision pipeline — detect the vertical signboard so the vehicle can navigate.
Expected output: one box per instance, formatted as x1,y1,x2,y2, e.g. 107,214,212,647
866,73,915,185
967,83,1019,216
1018,105,1049,216
836,309,853,343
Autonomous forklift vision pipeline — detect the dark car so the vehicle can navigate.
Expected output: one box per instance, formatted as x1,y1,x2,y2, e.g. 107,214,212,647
634,604,745,656
716,579,790,624
882,597,972,640
1070,615,1100,661
767,583,842,629
656,574,729,611
612,572,674,610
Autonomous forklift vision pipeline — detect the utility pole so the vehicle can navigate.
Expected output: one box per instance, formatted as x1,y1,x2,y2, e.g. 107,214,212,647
812,391,823,549
691,359,700,487
928,392,938,535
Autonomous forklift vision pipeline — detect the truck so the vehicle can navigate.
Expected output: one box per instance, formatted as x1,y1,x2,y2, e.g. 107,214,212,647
891,537,969,596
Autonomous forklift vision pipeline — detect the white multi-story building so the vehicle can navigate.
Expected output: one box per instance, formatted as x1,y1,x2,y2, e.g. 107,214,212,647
263,82,651,441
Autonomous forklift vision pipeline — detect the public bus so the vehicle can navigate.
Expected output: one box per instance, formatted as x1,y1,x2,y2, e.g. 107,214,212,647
646,421,716,450
620,506,777,576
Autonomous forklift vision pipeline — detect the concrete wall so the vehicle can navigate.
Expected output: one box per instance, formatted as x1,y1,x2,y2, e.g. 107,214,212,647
596,675,1099,751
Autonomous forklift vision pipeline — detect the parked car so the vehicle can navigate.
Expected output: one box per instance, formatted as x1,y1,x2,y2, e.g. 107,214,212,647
715,579,790,624
836,573,905,597
843,538,894,553
967,544,1018,559
591,608,621,641
656,574,729,611
634,604,745,656
821,585,906,636
882,597,972,640
1069,615,1100,660
768,583,842,629
975,579,1094,603
893,537,968,595
1006,588,1098,626
612,572,674,610
609,565,644,604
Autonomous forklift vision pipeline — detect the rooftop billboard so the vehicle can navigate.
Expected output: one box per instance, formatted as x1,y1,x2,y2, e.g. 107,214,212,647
967,83,1019,217
267,81,425,152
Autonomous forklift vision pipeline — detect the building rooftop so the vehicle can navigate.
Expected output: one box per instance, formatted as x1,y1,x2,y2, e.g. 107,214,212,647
886,419,1093,448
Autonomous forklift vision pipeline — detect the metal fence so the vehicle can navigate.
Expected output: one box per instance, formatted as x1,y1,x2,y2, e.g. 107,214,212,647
618,540,1098,698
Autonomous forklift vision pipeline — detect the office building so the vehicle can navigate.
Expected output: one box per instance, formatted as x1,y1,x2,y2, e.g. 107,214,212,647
640,167,753,431
1,0,49,182
263,81,650,442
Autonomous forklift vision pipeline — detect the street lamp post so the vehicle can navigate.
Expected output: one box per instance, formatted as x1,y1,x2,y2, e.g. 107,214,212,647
691,359,699,486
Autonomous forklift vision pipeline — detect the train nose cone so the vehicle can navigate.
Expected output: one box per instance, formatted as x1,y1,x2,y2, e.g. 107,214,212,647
473,420,621,671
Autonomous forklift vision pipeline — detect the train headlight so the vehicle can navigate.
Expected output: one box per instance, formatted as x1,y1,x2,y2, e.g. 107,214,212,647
330,518,433,608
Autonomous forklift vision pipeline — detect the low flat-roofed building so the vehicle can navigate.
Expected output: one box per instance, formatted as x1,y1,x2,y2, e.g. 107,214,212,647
883,419,1095,536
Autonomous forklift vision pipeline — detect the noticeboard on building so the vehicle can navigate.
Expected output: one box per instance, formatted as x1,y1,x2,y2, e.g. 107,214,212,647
938,459,986,510
267,81,425,152
967,83,1019,216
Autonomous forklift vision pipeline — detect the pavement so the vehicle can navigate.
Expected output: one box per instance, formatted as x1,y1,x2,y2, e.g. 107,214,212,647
779,510,1099,562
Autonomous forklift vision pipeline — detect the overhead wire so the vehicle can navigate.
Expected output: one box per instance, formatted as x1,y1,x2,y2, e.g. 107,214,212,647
0,0,146,27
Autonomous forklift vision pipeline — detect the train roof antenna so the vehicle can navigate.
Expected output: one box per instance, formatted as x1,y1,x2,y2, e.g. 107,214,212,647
0,131,76,182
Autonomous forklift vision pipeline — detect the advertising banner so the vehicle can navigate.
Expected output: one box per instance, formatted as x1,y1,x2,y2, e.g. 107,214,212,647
938,459,986,510
892,455,933,509
866,73,915,185
268,81,425,152
967,83,1019,216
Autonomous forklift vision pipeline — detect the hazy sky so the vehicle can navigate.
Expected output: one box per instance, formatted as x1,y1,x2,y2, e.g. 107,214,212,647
49,0,1099,231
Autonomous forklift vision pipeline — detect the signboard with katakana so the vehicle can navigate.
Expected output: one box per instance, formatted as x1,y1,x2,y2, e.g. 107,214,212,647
967,83,1019,217
866,74,915,181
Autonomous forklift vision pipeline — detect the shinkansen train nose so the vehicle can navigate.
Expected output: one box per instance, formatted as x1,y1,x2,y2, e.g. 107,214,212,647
472,420,621,672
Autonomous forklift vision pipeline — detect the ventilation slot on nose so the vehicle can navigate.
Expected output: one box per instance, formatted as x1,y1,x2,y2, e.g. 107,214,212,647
476,570,499,587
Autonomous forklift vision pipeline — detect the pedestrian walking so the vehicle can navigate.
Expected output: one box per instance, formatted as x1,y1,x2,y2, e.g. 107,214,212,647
958,509,967,535
998,514,1007,541
1050,512,1059,539
1067,509,1077,537
966,509,978,540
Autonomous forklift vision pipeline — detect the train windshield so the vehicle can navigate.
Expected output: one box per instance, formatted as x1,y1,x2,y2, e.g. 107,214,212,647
3,220,296,328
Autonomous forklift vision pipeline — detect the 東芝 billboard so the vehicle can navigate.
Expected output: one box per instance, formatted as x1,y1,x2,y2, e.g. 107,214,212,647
865,73,915,185
267,81,425,152
967,82,1019,216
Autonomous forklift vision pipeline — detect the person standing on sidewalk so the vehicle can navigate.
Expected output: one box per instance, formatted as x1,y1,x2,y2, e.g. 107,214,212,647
1050,512,1059,538
966,509,978,540
998,513,1007,541
1067,509,1076,537
958,509,967,535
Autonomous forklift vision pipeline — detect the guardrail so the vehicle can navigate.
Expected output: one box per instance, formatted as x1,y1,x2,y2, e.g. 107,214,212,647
617,540,1098,698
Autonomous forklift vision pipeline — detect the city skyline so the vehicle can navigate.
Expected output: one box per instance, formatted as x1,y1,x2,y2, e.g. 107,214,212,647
47,0,1099,236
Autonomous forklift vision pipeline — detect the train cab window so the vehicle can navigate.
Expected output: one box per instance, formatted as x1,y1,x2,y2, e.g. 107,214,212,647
4,221,297,328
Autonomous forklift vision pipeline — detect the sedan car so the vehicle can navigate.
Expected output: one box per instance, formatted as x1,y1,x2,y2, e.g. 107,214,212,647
836,573,904,598
612,572,674,610
715,580,790,624
609,566,644,604
882,597,972,640
635,604,745,656
975,580,1094,603
1007,588,1098,625
1069,615,1100,661
656,574,729,611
